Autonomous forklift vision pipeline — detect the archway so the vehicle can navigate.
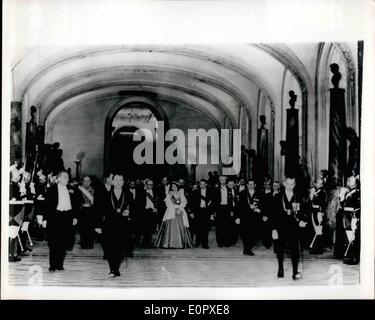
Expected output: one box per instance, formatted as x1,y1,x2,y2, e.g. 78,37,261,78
104,98,169,180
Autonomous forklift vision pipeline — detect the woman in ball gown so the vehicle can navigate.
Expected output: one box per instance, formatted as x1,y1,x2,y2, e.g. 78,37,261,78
154,182,193,248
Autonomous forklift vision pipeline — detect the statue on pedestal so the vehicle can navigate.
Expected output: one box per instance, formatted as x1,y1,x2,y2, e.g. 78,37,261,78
285,91,299,177
330,63,342,88
25,106,38,173
289,90,297,109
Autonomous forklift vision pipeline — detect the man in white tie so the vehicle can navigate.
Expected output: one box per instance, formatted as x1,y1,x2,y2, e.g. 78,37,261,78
44,170,78,272
213,176,232,247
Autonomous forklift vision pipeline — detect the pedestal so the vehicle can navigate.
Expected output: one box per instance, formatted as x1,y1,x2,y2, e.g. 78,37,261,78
285,109,299,177
329,88,347,186
257,128,268,179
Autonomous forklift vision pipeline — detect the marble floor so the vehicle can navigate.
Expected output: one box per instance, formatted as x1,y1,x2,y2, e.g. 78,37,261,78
7,231,359,288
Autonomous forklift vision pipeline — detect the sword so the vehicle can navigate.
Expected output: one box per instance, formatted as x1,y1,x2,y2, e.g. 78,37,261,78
309,234,318,249
17,233,24,252
26,229,34,247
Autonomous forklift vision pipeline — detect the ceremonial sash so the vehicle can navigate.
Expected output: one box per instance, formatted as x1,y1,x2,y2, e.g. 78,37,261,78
146,191,155,204
200,193,207,208
79,186,94,204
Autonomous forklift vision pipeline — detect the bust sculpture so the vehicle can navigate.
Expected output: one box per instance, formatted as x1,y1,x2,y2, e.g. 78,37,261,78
289,91,297,109
330,63,342,89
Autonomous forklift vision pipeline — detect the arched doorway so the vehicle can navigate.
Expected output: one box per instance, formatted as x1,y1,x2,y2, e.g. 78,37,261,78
105,99,169,180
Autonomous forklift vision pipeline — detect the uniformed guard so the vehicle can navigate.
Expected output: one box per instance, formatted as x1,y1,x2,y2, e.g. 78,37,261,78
19,171,35,253
308,178,328,254
340,175,360,265
272,177,307,280
34,172,48,241
9,167,25,262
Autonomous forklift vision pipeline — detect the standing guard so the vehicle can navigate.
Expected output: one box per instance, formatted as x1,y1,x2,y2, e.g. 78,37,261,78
9,167,25,262
308,178,328,254
34,172,48,241
340,175,360,265
19,171,35,253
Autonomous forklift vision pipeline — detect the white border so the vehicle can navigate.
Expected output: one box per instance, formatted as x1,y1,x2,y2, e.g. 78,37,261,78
2,0,375,300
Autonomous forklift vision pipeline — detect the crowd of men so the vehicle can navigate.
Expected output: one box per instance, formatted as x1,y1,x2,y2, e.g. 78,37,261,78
9,163,360,279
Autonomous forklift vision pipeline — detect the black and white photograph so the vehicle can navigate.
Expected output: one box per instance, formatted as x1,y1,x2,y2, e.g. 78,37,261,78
1,0,374,301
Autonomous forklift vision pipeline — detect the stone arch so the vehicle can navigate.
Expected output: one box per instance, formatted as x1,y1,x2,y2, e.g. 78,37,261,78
315,42,358,174
103,96,169,175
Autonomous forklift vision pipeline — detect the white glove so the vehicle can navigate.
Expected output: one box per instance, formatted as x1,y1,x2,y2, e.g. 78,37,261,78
235,218,240,225
346,230,355,242
262,216,268,222
72,218,78,226
317,212,323,224
30,182,36,194
21,221,29,232
95,228,102,234
309,188,316,200
9,226,20,239
36,215,43,225
42,220,47,228
339,187,347,201
351,217,358,231
299,221,307,228
272,229,278,240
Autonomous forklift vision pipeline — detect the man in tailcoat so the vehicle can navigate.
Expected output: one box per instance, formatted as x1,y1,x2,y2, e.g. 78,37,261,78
43,170,79,271
190,179,213,249
238,179,262,255
272,177,307,280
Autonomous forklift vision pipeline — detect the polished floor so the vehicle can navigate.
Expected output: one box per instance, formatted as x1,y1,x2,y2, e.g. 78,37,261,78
8,231,359,287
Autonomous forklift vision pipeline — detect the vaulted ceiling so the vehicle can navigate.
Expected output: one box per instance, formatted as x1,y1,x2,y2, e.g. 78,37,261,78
12,44,316,129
